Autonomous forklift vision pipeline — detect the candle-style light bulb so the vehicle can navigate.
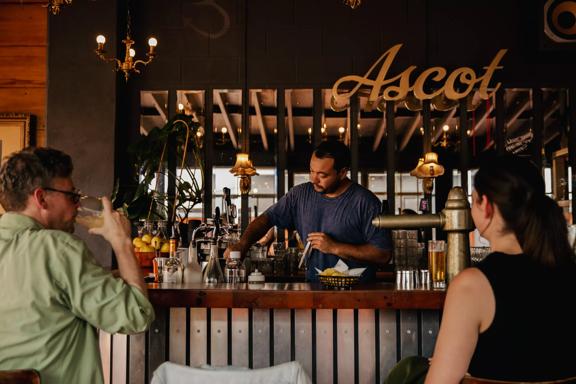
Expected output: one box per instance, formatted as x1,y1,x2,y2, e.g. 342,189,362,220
148,37,158,47
129,48,136,58
96,35,106,44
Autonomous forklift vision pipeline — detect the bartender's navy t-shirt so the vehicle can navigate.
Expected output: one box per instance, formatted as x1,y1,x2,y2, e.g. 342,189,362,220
264,182,391,282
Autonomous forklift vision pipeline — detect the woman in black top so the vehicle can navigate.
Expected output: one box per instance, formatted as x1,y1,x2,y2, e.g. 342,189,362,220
425,155,576,383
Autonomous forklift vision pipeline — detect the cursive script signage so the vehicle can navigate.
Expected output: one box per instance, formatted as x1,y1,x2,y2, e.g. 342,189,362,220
330,44,508,110
505,130,534,154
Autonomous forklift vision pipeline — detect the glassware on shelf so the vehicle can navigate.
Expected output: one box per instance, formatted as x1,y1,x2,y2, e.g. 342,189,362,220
203,242,224,284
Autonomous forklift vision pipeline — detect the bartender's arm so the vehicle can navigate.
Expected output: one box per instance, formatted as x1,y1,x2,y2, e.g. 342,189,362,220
224,214,274,258
307,232,392,264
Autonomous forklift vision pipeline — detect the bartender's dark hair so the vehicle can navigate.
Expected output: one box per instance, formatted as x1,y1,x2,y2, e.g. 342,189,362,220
474,154,573,267
313,140,351,172
0,147,73,211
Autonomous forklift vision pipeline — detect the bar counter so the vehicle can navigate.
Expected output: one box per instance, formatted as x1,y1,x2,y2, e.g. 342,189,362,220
100,283,446,384
148,282,446,309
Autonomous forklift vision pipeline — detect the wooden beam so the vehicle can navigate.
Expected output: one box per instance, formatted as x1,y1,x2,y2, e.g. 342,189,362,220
531,88,543,170
150,92,168,123
252,91,269,151
459,99,469,193
214,91,238,149
431,107,457,143
399,115,422,151
372,115,386,152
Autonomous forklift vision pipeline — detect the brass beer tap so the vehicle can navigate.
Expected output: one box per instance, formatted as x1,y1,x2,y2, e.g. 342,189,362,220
372,187,474,283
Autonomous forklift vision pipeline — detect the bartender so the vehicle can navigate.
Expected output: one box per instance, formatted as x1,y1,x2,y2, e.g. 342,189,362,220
225,140,392,282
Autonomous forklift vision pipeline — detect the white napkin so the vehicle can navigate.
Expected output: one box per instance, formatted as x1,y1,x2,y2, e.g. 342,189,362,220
316,260,366,276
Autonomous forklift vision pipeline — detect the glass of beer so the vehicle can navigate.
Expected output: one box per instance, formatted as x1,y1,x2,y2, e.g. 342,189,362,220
75,196,104,229
428,240,447,288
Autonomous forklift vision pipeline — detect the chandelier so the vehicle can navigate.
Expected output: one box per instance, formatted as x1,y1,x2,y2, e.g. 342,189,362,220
343,0,362,9
47,0,72,15
94,9,158,81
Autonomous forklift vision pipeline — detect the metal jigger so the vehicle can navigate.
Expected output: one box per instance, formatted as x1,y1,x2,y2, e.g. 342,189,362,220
372,187,474,283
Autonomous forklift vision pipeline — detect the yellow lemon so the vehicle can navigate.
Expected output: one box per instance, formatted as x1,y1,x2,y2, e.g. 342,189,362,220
140,244,155,252
151,236,162,250
160,242,170,253
141,234,152,244
133,237,144,248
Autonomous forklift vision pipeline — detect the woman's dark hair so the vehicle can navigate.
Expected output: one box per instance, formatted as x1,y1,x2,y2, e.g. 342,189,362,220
313,140,351,172
474,154,573,267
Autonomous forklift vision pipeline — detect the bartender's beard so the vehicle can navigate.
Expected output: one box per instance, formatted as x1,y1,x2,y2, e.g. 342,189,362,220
316,178,342,195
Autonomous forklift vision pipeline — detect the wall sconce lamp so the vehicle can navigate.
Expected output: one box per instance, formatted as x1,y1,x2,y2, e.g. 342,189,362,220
230,153,258,195
410,152,445,194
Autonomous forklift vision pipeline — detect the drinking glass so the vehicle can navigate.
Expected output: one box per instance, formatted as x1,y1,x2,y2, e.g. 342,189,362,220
76,196,103,229
428,240,447,288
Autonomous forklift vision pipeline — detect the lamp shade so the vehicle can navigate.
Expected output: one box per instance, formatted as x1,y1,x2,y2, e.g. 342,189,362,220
410,158,427,178
417,151,445,178
230,153,258,177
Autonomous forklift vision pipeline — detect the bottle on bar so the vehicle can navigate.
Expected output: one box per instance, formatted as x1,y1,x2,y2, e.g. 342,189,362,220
203,208,224,284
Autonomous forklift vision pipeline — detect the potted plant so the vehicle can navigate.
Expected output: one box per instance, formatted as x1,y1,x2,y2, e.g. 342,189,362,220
114,114,204,244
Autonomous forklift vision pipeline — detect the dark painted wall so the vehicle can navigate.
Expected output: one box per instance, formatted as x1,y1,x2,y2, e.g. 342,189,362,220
47,1,117,266
133,0,575,89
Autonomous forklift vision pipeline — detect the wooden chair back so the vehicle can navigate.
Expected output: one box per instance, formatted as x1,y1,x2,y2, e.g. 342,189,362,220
461,375,576,384
0,369,40,384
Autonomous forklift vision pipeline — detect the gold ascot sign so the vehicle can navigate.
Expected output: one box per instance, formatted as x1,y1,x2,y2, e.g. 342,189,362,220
330,44,508,110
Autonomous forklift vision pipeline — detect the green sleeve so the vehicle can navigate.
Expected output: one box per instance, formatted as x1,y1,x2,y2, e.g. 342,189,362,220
51,235,155,334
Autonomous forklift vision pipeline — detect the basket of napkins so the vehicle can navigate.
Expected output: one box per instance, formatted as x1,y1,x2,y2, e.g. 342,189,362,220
316,260,366,289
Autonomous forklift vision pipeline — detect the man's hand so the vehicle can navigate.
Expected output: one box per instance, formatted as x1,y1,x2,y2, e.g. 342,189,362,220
223,241,244,260
88,197,131,250
307,232,338,255
87,197,147,295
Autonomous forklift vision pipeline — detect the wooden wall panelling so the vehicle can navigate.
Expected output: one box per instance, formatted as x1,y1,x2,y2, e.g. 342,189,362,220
0,3,46,143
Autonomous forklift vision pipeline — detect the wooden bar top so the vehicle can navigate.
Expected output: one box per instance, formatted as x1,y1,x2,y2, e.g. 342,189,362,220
147,282,446,310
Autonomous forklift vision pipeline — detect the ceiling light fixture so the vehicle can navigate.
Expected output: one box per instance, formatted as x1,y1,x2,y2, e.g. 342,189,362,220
47,0,72,15
95,7,158,81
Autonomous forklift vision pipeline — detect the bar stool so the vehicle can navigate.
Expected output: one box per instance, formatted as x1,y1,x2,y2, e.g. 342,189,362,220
0,369,40,384
461,375,576,384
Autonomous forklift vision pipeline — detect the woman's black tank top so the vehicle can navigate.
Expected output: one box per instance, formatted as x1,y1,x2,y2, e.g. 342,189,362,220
468,252,576,381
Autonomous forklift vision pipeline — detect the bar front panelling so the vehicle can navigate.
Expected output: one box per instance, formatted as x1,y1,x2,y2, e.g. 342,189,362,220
337,309,355,384
420,310,440,358
379,309,398,380
112,334,127,384
102,307,442,384
99,331,111,384
294,309,313,380
399,310,419,359
231,308,249,367
189,308,207,367
358,309,376,384
273,309,291,365
169,308,187,364
315,309,334,384
210,308,228,366
252,308,270,369
128,333,145,384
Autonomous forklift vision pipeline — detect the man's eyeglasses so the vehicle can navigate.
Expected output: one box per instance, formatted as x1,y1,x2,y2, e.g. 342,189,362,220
43,187,84,204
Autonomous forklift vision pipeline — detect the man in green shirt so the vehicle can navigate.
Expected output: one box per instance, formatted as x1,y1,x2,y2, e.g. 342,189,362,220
0,147,154,383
